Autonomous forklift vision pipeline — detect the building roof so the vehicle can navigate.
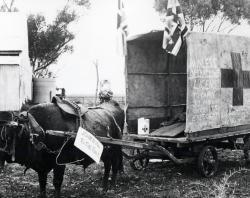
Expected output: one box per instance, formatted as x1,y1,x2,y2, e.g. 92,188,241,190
0,12,28,51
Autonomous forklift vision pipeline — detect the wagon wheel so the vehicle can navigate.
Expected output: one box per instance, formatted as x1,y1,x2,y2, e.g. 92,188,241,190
197,145,218,178
243,135,250,161
129,149,149,171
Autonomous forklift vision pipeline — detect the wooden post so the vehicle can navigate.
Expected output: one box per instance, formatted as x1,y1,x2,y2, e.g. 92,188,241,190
93,59,99,105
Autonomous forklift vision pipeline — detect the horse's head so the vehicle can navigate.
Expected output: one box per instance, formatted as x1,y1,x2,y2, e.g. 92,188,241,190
0,122,23,172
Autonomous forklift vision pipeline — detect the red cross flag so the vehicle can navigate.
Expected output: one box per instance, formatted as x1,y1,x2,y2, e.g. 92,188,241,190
162,0,188,56
117,0,128,56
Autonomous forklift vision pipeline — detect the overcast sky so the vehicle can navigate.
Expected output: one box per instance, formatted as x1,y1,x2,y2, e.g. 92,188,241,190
10,0,250,96
13,0,163,96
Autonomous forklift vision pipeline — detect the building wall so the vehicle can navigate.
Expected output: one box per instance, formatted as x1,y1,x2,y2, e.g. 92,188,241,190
0,13,32,111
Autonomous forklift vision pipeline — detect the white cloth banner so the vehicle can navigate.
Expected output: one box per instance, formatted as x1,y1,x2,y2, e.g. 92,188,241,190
74,127,104,163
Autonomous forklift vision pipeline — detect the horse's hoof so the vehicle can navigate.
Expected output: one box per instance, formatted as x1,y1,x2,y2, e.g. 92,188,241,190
244,159,250,166
54,193,61,198
39,193,47,198
102,185,108,193
100,189,107,197
110,180,116,188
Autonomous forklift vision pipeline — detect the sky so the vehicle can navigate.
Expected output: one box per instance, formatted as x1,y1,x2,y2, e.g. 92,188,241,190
13,0,163,96
9,0,250,96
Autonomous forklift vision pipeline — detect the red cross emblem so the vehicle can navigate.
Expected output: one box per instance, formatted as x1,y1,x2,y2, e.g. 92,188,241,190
221,52,250,106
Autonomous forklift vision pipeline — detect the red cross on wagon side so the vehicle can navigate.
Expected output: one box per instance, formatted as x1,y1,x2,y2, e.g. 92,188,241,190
221,52,250,106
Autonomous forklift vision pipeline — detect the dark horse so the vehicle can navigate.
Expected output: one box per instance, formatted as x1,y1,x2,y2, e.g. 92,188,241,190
0,100,124,197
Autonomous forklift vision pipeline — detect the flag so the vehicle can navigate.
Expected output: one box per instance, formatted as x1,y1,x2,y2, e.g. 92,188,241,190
162,0,188,56
117,0,128,56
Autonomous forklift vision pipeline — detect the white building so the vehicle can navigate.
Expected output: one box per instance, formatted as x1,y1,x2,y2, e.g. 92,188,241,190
0,12,32,111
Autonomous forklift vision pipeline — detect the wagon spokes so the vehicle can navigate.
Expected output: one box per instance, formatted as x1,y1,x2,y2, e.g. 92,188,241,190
197,145,218,178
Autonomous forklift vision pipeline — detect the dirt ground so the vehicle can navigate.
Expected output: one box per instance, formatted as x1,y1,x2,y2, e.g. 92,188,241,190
0,149,250,198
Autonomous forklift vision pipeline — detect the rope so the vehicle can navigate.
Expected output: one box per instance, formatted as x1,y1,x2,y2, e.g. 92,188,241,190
55,136,85,166
89,106,122,136
123,104,128,134
54,104,123,165
0,125,7,152
103,109,121,134
0,125,5,140
11,99,123,166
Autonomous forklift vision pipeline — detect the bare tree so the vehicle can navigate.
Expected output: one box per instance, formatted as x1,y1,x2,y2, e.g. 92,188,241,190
0,0,17,12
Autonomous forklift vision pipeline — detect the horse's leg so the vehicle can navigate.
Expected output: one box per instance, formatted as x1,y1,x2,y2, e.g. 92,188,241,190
111,159,118,187
103,158,112,191
243,135,250,162
53,165,65,198
38,171,48,198
110,147,122,187
118,146,124,174
0,152,5,173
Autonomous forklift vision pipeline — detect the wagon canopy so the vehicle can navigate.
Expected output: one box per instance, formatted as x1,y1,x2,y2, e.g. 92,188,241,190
126,31,186,132
126,31,250,138
186,32,250,134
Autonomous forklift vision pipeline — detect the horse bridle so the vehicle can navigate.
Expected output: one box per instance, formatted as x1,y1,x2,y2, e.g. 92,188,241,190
0,122,24,159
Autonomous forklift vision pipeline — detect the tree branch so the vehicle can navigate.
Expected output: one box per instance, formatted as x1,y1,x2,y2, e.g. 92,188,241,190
2,0,10,11
205,16,216,32
217,16,226,32
34,54,59,73
202,20,206,32
9,0,14,10
33,38,72,73
220,24,234,32
227,24,239,33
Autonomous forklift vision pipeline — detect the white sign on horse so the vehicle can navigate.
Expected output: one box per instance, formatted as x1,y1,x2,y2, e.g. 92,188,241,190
74,127,103,163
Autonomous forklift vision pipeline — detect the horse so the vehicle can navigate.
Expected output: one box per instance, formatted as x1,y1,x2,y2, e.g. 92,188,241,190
0,100,124,198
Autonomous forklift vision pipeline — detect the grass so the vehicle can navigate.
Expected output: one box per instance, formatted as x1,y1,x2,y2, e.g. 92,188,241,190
186,168,249,198
0,149,250,198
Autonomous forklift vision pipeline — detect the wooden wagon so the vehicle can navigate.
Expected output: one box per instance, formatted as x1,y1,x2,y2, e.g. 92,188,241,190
121,31,250,177
42,31,250,178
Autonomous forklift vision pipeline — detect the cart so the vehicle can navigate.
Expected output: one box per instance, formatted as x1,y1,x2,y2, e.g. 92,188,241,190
122,31,250,177
47,31,250,178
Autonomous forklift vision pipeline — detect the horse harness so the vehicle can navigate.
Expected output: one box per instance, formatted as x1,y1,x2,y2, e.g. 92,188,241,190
0,121,25,161
0,99,123,165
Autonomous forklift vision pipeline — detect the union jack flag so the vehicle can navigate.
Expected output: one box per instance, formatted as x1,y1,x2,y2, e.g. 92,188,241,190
117,0,128,56
162,0,188,56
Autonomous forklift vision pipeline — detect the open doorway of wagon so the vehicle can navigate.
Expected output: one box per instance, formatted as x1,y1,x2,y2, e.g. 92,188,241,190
32,77,56,104
125,31,187,136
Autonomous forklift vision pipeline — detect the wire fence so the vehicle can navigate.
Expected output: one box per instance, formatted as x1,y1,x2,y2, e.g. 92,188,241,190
66,95,125,106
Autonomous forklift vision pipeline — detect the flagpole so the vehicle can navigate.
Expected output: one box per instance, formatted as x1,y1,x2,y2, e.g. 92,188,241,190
123,54,128,135
116,0,129,135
